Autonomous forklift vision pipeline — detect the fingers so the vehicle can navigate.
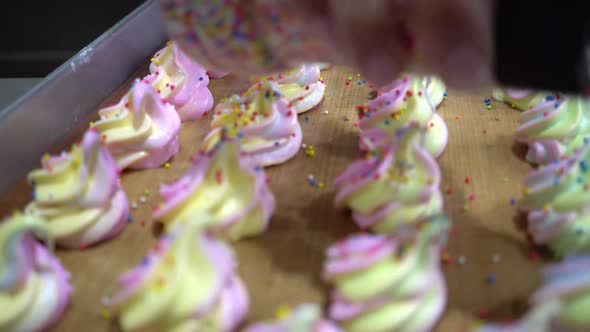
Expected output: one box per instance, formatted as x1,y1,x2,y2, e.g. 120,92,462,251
412,0,494,89
326,0,494,89
328,0,415,85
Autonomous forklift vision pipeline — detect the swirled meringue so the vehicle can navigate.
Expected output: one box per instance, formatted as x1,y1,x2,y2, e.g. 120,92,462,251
515,95,590,165
154,138,276,241
93,80,181,170
359,75,448,158
204,82,302,167
424,77,447,108
335,124,443,234
323,216,449,332
492,89,552,111
477,256,590,332
244,304,343,332
251,64,326,114
144,41,214,121
379,76,446,109
520,143,590,256
25,129,129,249
106,222,248,332
0,214,71,332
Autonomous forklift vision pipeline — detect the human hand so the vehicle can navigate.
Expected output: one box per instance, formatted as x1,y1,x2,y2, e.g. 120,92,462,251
300,0,494,89
163,0,494,89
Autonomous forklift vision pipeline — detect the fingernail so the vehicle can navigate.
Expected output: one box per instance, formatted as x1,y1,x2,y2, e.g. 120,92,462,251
446,46,491,89
364,53,397,86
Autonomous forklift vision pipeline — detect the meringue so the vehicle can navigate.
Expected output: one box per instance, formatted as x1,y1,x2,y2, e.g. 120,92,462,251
144,41,214,121
93,80,181,170
359,75,448,158
377,76,446,109
251,64,326,114
244,304,343,332
204,82,302,167
25,129,129,249
154,138,276,241
335,124,443,234
323,216,449,332
492,89,552,111
519,143,590,256
106,222,249,332
0,214,71,332
477,256,590,332
515,95,590,165
424,77,447,108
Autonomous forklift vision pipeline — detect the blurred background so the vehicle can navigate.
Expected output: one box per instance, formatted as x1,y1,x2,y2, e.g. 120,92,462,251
0,0,144,108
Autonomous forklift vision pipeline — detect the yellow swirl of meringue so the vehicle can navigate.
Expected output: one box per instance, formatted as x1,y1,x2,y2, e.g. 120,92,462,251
155,139,274,241
0,214,65,332
109,222,244,332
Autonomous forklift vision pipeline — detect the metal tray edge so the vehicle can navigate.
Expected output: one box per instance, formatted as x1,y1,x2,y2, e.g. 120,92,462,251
0,0,167,192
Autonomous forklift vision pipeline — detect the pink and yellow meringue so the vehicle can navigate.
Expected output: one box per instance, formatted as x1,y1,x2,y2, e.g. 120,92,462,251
154,138,276,241
358,75,448,158
492,89,552,111
515,95,590,165
105,222,248,332
144,41,214,121
335,124,443,234
323,216,449,332
25,129,129,249
424,77,447,108
93,80,181,170
204,82,302,167
251,64,326,114
477,256,590,332
378,76,446,109
244,304,343,332
519,143,590,256
0,214,71,332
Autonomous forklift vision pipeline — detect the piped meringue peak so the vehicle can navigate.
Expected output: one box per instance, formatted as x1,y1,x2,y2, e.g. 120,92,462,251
335,124,443,234
515,94,590,165
520,142,590,257
323,215,450,332
154,137,276,241
358,75,448,158
144,41,214,121
378,76,447,109
204,81,302,167
492,88,554,111
93,80,181,170
250,64,326,114
0,213,71,332
25,129,129,249
105,222,248,332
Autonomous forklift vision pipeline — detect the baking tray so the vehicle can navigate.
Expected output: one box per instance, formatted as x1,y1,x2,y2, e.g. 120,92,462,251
0,0,167,193
0,2,549,331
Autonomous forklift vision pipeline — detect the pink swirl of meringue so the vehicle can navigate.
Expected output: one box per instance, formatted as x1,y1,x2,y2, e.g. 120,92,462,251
94,81,181,170
144,42,214,121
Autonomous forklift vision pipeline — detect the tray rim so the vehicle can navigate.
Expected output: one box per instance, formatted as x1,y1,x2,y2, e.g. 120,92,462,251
0,0,167,192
